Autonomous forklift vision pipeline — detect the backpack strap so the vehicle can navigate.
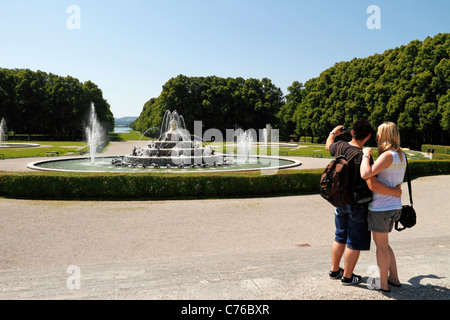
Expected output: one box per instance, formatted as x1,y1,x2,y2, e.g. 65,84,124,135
336,141,361,162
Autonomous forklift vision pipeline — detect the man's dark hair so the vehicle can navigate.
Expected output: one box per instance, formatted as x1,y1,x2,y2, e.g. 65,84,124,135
352,120,373,140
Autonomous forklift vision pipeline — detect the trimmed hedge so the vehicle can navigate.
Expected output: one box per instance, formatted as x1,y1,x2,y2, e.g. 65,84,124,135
0,169,323,200
0,160,449,200
421,144,450,155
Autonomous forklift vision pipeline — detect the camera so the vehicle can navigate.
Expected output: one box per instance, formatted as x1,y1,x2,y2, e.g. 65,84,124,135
340,127,346,133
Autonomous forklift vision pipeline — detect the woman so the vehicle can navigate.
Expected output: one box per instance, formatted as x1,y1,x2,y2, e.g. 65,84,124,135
360,122,406,292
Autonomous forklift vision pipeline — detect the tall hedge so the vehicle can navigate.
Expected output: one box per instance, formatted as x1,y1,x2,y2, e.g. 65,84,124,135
0,160,449,200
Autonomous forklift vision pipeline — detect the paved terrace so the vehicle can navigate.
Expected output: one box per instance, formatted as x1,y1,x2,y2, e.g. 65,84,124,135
0,141,448,300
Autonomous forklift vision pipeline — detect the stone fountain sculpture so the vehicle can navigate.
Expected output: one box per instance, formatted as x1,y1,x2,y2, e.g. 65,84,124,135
115,110,226,168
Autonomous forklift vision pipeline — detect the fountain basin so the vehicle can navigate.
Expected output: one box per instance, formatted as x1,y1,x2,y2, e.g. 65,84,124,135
27,155,301,173
0,143,40,149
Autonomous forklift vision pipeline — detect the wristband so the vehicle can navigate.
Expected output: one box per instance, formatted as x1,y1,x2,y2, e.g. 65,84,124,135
363,155,370,158
329,132,336,136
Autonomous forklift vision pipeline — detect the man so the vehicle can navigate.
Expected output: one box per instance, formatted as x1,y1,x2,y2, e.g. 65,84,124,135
325,120,402,285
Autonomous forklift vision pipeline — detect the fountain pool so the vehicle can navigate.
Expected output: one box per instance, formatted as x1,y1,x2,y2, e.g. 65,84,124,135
27,155,301,173
0,118,40,149
27,109,302,173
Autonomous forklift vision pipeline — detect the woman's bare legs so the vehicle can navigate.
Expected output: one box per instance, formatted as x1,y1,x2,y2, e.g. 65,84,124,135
373,231,399,290
387,245,400,285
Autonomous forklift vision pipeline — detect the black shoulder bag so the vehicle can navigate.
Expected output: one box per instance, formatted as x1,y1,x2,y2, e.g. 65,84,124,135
395,154,416,231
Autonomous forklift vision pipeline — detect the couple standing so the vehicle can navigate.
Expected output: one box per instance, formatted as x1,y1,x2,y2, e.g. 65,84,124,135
325,120,406,293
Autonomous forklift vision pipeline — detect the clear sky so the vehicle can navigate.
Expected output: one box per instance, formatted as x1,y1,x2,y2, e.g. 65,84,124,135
0,0,449,118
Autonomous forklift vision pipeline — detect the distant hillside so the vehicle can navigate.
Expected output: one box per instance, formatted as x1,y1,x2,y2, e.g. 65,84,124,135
114,116,137,126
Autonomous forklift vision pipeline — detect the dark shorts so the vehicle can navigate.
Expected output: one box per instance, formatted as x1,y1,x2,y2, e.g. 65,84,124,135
335,204,371,251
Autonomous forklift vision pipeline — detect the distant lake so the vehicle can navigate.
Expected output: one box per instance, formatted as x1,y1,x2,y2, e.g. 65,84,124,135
113,126,132,133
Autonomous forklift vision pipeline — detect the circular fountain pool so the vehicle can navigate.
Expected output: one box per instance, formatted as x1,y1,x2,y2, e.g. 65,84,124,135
0,143,40,149
27,155,301,173
26,109,302,173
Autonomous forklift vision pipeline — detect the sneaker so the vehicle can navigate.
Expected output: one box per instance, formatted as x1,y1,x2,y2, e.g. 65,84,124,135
341,274,362,285
329,268,344,279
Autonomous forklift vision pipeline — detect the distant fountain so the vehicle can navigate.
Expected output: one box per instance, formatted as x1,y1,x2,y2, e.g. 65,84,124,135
0,118,6,142
236,129,255,164
85,103,105,164
0,118,40,149
262,124,272,147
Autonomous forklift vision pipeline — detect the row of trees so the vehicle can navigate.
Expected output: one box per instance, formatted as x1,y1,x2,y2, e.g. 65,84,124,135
133,33,449,148
281,32,450,148
132,75,284,135
0,68,114,139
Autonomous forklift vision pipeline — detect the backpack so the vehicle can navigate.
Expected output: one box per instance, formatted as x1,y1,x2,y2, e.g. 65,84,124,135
320,142,371,207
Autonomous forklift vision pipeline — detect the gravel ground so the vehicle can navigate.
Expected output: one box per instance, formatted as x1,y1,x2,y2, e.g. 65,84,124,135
0,173,449,300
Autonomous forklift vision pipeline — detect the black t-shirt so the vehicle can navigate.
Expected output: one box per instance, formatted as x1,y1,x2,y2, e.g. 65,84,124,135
329,141,371,189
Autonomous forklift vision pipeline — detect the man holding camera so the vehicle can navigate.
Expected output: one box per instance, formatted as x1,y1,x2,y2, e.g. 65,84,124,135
325,120,402,285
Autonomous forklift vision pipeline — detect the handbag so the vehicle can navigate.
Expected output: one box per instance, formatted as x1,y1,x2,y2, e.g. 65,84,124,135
395,154,416,231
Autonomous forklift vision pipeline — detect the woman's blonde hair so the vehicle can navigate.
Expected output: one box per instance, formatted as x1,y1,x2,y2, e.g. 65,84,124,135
376,122,404,161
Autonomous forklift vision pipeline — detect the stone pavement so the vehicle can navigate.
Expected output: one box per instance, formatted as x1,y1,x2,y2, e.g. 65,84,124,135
0,166,449,300
0,142,449,300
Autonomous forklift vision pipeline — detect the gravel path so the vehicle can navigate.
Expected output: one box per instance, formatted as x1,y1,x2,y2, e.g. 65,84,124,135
0,174,448,300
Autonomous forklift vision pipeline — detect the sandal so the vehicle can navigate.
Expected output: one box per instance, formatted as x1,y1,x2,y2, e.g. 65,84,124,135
388,280,401,287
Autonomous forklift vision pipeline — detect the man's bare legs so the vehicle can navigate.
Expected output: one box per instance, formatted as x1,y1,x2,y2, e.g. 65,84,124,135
343,247,360,278
331,241,360,278
331,241,345,272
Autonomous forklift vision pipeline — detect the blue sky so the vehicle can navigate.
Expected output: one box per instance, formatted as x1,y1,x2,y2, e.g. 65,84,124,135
0,0,449,118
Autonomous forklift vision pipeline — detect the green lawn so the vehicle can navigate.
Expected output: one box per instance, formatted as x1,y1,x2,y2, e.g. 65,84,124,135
0,136,430,161
218,142,428,160
109,129,151,141
0,141,88,158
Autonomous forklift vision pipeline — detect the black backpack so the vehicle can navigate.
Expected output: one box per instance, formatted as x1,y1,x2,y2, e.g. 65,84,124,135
320,142,372,208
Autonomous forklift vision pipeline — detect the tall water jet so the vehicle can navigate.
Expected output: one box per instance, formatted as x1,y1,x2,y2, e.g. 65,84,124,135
262,124,272,147
236,129,255,164
0,118,7,142
85,103,104,164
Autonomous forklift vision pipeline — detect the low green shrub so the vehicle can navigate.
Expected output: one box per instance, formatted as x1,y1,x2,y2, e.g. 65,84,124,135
407,160,450,178
0,160,449,200
421,144,450,155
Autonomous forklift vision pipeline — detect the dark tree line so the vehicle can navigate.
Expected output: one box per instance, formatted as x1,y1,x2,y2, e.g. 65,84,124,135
0,68,114,140
132,75,284,136
281,33,450,148
133,33,449,149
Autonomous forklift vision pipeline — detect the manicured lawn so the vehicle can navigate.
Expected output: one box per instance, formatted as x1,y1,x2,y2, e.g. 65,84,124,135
0,141,88,158
109,130,151,141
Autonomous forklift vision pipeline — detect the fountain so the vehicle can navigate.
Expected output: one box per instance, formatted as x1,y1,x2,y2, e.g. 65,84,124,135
0,118,6,142
236,129,256,164
0,118,40,149
27,110,302,172
85,103,105,164
262,124,272,147
115,110,225,168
